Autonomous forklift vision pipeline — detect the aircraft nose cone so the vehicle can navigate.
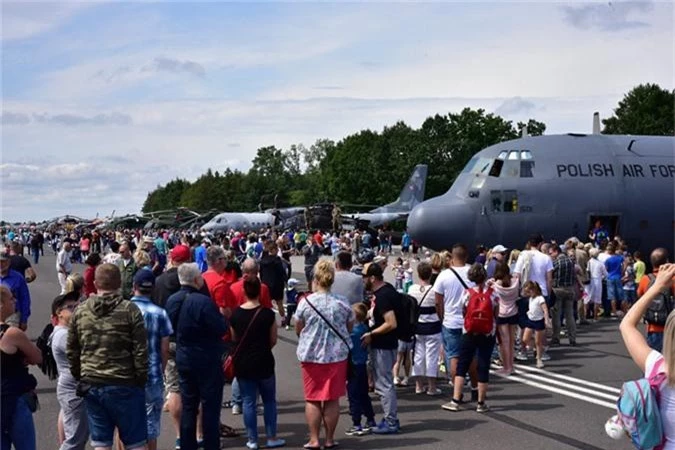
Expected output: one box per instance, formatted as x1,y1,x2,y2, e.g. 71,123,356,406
407,200,445,250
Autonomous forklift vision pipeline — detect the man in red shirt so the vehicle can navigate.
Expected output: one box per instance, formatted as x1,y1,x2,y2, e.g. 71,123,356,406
230,258,273,309
313,230,324,247
202,246,237,319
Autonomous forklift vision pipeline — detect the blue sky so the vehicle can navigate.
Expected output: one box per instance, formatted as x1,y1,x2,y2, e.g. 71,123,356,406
1,1,673,221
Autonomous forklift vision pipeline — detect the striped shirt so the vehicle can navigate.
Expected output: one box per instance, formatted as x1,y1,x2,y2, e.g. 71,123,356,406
131,295,173,386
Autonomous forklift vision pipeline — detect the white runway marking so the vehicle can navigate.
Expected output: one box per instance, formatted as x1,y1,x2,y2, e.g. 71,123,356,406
490,363,619,410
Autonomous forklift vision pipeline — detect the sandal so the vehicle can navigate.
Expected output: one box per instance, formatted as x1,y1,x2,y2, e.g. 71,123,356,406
303,444,321,450
220,423,239,438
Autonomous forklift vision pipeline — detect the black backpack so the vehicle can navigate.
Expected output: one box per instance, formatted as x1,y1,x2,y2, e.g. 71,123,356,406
35,323,59,380
643,274,674,326
395,292,418,343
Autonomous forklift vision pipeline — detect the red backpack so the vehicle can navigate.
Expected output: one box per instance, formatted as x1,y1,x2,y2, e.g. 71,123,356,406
464,286,495,335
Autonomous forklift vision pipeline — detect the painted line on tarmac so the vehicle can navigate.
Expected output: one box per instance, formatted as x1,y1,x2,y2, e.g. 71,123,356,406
512,364,622,394
490,364,618,410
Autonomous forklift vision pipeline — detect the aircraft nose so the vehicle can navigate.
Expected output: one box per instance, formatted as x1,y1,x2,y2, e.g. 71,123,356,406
407,197,472,251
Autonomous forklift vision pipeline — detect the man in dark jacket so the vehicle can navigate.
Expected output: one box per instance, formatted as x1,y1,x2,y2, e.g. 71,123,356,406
67,263,148,450
259,240,287,316
166,263,228,450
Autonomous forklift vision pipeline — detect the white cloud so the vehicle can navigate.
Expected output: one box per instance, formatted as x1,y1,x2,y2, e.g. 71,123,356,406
1,2,98,41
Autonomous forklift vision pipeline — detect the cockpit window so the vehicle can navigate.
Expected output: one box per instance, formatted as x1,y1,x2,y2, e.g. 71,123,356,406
521,150,532,160
508,150,519,160
462,157,493,175
216,218,222,223
497,151,508,160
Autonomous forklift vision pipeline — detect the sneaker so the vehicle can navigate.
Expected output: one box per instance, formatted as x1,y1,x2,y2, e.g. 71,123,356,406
550,338,561,346
426,388,442,396
197,439,204,448
400,377,409,387
266,438,286,448
515,351,528,361
246,441,259,450
495,368,512,376
540,352,551,362
363,420,377,432
447,379,454,387
232,404,242,415
536,359,545,369
346,425,365,436
476,402,490,413
470,389,479,403
393,377,402,386
175,438,181,450
441,400,461,411
285,325,291,331
371,419,399,434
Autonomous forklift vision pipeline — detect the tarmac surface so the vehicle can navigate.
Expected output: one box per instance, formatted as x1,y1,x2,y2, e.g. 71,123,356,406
24,253,641,450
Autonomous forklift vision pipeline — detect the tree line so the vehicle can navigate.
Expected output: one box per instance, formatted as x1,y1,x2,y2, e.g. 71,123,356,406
142,83,674,214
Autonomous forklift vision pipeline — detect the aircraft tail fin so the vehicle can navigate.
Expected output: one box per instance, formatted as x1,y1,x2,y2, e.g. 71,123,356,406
372,164,428,213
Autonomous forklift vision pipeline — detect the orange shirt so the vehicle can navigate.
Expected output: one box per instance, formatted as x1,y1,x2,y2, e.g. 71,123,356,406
202,269,237,311
230,278,273,309
637,269,675,333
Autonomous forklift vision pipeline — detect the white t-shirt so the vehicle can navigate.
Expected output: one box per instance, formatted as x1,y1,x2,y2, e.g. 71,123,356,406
588,258,608,280
598,252,611,265
646,351,675,450
527,295,546,321
56,249,72,273
432,265,474,329
514,250,554,296
408,284,439,324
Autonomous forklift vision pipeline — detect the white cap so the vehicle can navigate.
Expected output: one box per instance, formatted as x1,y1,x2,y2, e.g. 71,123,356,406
491,245,508,253
287,278,299,287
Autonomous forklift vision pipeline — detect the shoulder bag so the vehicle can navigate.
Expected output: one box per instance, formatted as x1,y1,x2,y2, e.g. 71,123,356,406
305,296,356,379
223,307,262,382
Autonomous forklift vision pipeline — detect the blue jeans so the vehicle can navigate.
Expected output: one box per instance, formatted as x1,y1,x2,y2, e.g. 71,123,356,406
347,364,375,426
178,365,224,450
441,327,463,375
31,248,39,265
647,332,664,353
232,377,242,406
607,278,624,302
85,385,146,449
238,376,278,442
145,381,164,440
0,395,36,450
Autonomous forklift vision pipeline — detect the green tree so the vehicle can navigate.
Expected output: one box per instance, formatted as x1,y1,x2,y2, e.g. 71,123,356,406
142,178,191,213
602,83,674,136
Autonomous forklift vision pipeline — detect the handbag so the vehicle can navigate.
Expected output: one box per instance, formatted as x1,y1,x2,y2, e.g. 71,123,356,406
222,307,262,382
305,296,356,379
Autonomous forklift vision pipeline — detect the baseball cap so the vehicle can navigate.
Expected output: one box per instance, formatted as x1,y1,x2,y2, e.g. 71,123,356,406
170,245,191,263
287,278,299,288
373,255,387,265
51,291,80,316
491,245,508,253
133,269,156,290
363,262,383,278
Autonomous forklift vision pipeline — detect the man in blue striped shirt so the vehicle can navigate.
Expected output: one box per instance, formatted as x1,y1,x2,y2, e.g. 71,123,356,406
131,270,173,450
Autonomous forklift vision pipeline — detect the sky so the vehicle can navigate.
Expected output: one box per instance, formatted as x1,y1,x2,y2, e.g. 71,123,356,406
1,0,673,222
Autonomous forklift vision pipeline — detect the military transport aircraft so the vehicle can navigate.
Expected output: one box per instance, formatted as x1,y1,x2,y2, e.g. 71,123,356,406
407,129,675,255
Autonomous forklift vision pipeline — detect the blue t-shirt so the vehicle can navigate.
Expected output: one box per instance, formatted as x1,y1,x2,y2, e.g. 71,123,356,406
286,288,298,305
350,322,369,365
605,255,624,280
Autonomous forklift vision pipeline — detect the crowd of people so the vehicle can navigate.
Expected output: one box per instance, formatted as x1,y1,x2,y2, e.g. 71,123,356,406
0,223,673,450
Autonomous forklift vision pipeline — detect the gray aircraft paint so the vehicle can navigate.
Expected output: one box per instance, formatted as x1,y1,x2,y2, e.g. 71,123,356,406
407,134,675,254
201,212,276,233
344,164,428,228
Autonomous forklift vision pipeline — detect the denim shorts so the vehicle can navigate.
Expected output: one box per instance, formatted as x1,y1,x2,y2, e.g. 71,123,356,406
442,327,463,359
145,382,164,440
397,340,413,353
85,385,147,448
606,278,624,302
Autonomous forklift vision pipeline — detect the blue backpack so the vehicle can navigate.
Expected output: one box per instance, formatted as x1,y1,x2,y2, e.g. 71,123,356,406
616,358,667,450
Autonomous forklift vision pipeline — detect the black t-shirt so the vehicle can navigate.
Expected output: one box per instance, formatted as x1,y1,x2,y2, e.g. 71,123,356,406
371,282,399,350
9,255,31,278
230,306,275,380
